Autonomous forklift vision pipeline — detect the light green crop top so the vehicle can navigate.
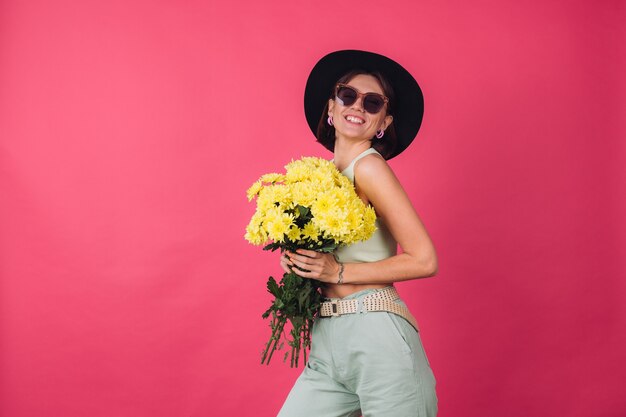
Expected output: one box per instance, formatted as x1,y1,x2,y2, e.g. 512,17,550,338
334,147,398,263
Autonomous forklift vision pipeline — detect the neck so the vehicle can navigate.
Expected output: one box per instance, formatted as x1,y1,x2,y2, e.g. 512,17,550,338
333,136,372,172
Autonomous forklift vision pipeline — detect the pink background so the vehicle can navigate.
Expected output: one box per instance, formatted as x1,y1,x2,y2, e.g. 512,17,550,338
1,1,624,416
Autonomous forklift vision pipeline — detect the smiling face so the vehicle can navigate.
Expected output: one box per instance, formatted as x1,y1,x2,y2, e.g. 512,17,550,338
328,73,393,143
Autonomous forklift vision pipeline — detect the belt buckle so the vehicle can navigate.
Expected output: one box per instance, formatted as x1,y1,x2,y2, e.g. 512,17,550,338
330,300,340,316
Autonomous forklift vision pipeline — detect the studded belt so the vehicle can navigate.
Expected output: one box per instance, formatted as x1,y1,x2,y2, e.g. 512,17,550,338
319,286,419,332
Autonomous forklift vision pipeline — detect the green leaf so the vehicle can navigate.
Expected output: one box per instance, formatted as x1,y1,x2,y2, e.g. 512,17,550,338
298,287,310,311
263,242,281,252
297,205,310,218
266,277,281,298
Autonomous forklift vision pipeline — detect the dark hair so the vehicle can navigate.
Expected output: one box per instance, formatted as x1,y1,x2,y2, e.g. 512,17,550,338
316,69,398,159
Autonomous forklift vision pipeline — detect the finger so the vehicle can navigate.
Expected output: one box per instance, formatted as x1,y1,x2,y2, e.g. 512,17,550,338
281,254,293,266
290,258,321,274
291,257,310,268
290,249,312,259
292,266,327,282
295,249,320,258
289,255,314,269
288,253,313,266
290,266,315,279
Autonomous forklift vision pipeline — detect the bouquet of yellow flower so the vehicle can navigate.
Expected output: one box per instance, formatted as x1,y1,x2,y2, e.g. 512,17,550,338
245,156,377,367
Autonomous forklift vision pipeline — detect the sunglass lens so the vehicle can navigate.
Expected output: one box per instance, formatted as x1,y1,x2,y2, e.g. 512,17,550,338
336,86,357,106
363,95,385,114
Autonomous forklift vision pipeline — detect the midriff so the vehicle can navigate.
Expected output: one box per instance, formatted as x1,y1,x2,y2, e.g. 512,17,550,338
322,283,391,299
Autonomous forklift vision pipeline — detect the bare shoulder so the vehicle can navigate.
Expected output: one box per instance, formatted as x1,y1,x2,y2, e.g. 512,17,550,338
351,152,408,212
353,152,401,189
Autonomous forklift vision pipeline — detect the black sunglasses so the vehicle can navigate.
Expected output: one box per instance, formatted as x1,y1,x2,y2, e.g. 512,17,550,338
334,83,389,114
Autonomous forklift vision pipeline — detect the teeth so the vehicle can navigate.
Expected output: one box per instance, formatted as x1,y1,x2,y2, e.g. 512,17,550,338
346,116,364,124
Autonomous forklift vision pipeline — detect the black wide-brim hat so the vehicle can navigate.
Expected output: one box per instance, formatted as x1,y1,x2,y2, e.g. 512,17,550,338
304,49,424,160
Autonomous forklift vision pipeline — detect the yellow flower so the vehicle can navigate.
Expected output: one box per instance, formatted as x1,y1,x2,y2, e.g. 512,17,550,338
313,208,348,240
361,206,378,240
244,211,268,245
285,162,313,184
311,192,337,217
256,190,275,212
260,173,285,184
328,188,348,208
246,180,263,201
311,169,333,188
271,185,292,208
301,221,319,242
262,210,292,243
244,224,266,245
344,210,361,232
267,221,289,243
290,182,316,207
336,174,353,190
287,226,302,242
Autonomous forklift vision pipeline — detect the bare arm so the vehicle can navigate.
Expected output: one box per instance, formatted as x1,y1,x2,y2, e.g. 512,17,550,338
340,153,438,283
284,153,438,284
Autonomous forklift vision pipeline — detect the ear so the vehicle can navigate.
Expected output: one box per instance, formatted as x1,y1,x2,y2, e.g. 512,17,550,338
328,99,335,115
382,115,393,130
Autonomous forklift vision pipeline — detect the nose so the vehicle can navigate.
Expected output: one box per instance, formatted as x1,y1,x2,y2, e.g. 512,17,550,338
350,96,365,112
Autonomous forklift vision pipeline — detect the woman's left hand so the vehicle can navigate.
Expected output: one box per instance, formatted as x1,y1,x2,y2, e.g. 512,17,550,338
285,249,340,283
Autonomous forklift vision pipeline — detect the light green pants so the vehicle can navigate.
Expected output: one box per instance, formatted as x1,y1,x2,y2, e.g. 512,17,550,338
278,287,438,417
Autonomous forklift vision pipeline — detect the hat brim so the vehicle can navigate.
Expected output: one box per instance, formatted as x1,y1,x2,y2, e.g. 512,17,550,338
304,49,424,160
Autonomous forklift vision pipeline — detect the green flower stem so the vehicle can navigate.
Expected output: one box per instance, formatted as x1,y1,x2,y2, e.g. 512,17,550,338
260,269,324,368
261,314,284,365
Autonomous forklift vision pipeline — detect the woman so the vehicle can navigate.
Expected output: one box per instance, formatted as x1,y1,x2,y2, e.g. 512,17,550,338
278,50,438,417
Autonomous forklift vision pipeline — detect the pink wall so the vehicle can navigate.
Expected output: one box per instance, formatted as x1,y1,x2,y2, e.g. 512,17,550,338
1,0,624,416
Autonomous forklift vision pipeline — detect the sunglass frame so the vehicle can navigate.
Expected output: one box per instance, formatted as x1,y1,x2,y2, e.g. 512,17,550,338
334,83,389,114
